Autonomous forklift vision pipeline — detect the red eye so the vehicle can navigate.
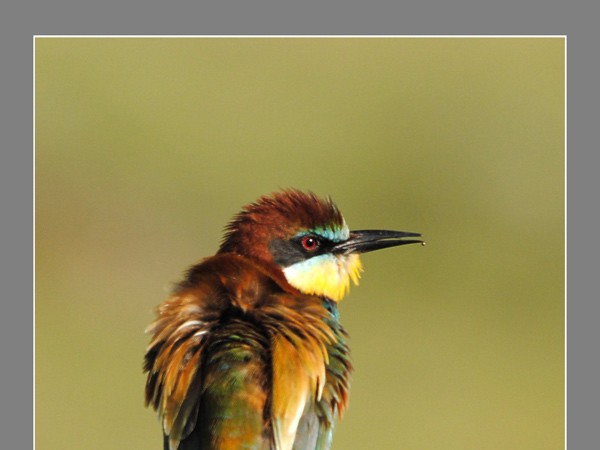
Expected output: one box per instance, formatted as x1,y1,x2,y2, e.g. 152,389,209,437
301,236,320,251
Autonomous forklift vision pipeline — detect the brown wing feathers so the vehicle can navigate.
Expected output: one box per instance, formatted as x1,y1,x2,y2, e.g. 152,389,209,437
144,253,352,450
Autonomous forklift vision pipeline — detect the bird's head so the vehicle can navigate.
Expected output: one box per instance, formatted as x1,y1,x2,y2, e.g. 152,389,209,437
218,189,423,302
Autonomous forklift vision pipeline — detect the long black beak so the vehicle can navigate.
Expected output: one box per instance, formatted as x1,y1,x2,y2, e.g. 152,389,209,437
332,230,424,255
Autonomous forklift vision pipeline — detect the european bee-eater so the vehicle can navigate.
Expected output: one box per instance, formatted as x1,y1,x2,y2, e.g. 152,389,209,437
144,189,422,450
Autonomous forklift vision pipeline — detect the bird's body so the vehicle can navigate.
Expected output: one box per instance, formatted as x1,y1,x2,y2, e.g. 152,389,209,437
144,190,422,450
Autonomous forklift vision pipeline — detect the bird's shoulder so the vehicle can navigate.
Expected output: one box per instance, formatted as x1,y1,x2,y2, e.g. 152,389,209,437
144,253,348,450
176,253,287,308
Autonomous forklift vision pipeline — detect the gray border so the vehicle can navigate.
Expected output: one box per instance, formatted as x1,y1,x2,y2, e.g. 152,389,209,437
0,13,34,448
2,1,594,448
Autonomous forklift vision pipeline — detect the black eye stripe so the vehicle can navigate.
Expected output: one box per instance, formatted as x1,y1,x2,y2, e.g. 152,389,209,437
294,234,335,254
269,234,338,268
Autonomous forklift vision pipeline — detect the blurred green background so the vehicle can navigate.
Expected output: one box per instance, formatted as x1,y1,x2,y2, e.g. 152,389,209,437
35,38,564,449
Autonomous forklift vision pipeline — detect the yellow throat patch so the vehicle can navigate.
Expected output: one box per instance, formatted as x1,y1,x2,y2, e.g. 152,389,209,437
282,253,363,302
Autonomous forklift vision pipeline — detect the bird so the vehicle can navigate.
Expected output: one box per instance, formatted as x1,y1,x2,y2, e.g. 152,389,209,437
144,189,423,450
